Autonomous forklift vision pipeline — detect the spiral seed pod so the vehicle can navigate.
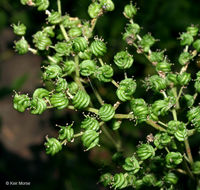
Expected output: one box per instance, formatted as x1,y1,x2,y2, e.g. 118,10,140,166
90,39,107,56
78,49,92,60
183,94,194,107
72,90,90,109
165,152,183,168
130,98,149,123
178,52,192,65
193,39,200,52
112,120,122,130
54,42,72,56
33,31,51,50
154,133,171,149
58,125,74,142
43,26,55,38
166,73,178,85
68,82,79,95
146,75,166,92
174,122,187,141
55,78,68,92
133,179,143,189
148,107,158,121
139,34,156,52
122,156,140,174
156,61,171,73
100,0,115,11
81,21,93,39
177,72,191,86
12,23,26,36
123,23,140,44
142,174,156,186
79,60,96,76
35,0,49,11
114,51,133,69
187,106,200,131
112,173,128,190
123,3,137,19
72,37,88,52
50,93,69,110
68,27,82,38
33,88,49,100
186,25,199,36
62,60,75,76
47,11,62,25
96,65,113,82
167,120,182,135
116,78,137,102
192,161,200,175
88,2,102,18
194,80,200,93
136,144,155,160
98,104,115,121
62,15,81,28
100,173,113,187
164,172,178,185
180,32,193,46
43,65,62,80
45,137,62,156
81,117,100,131
14,37,29,54
13,93,31,112
149,51,164,63
30,98,47,114
81,129,99,150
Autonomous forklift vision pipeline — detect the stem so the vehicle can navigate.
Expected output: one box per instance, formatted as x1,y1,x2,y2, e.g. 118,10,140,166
146,120,166,132
184,139,194,164
157,121,168,128
61,131,84,145
57,0,61,14
28,47,37,54
111,80,119,88
172,109,177,121
176,168,187,175
114,113,133,119
98,58,104,66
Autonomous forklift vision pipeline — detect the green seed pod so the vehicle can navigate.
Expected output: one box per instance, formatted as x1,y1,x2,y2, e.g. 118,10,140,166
193,39,200,52
50,93,69,110
68,82,79,95
192,161,200,175
14,37,29,54
99,104,115,121
180,32,193,46
123,156,140,174
81,129,99,150
149,51,164,63
148,107,159,121
112,120,122,130
130,98,149,123
30,98,47,114
33,88,49,100
154,133,171,149
62,60,75,76
68,27,82,38
90,39,107,57
43,65,62,80
137,144,155,160
35,0,49,11
100,0,115,11
44,137,62,156
100,173,113,187
133,179,143,189
55,78,68,92
178,52,192,65
54,42,72,56
177,72,191,86
156,60,171,73
139,34,156,52
187,106,200,131
112,173,128,190
72,90,90,109
167,120,183,135
174,122,187,141
123,3,137,19
186,25,199,36
116,78,137,102
12,23,26,36
81,21,93,39
58,125,74,142
13,93,31,112
88,2,102,18
183,94,194,107
114,51,133,69
78,49,92,60
33,31,51,50
62,15,81,28
142,174,156,186
164,172,178,185
47,11,62,25
165,152,183,168
96,65,113,82
43,26,55,38
48,54,62,65
123,23,140,44
166,73,178,85
81,116,100,131
79,60,96,76
194,81,200,93
72,37,88,52
146,75,166,92
20,0,30,5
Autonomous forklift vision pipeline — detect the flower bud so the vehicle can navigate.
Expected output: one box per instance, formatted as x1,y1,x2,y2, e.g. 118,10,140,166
180,32,193,46
165,152,183,168
88,2,102,18
45,137,62,156
14,37,29,54
137,144,155,160
123,3,137,19
178,52,192,65
81,130,99,150
99,104,115,121
114,51,133,69
12,23,26,36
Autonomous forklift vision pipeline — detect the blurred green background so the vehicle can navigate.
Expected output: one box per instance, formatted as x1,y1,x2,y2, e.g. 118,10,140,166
0,0,200,189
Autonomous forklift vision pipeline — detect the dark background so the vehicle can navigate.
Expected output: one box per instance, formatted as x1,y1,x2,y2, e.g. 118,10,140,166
0,0,200,189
